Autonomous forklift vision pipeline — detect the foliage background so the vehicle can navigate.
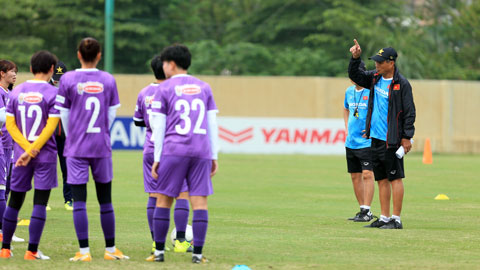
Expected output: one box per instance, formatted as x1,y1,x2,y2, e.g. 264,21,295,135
1,0,479,79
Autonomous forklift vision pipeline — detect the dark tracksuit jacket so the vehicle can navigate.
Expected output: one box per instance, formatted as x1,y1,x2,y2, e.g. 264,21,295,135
348,57,416,149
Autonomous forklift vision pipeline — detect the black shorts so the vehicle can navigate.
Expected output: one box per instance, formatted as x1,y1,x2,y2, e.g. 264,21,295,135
346,147,373,173
371,138,405,181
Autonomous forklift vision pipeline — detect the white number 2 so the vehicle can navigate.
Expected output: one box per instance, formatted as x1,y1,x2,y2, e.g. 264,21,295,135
19,105,42,141
85,97,101,133
175,98,206,135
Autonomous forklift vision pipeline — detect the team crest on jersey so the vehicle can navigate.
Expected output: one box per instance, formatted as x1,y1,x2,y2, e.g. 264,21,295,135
77,81,104,95
145,95,154,107
175,84,201,96
18,92,43,104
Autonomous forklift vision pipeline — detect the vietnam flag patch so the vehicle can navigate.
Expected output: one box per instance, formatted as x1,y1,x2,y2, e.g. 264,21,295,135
393,84,400,90
363,96,368,100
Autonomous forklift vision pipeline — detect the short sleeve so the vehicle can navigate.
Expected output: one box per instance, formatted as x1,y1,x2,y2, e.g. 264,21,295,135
133,92,144,121
151,88,166,115
206,85,218,112
49,88,60,118
109,77,121,109
5,93,15,116
55,76,71,110
344,89,349,109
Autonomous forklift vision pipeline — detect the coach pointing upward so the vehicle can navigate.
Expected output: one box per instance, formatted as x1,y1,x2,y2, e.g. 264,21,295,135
348,39,416,229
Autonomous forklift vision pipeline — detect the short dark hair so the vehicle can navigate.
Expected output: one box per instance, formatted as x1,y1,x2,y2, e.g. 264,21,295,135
0,60,18,74
150,55,166,80
160,44,191,70
31,51,58,74
78,37,101,62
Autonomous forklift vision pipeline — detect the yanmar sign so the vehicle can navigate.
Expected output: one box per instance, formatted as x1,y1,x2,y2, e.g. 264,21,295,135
217,117,346,155
112,116,346,154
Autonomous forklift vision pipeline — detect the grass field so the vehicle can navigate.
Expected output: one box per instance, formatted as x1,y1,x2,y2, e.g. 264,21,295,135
1,152,479,270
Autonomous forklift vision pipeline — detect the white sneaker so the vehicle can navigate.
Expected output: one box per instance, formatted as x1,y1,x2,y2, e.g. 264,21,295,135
24,250,50,260
12,234,25,242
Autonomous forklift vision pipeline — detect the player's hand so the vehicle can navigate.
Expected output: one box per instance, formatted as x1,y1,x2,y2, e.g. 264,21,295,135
401,138,412,154
15,152,32,167
30,149,40,158
349,39,362,59
361,129,367,138
151,162,159,180
211,160,218,178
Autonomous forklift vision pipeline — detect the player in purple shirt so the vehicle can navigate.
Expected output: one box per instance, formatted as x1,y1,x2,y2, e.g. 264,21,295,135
0,60,25,244
0,51,59,260
148,44,219,264
55,37,128,262
134,56,192,255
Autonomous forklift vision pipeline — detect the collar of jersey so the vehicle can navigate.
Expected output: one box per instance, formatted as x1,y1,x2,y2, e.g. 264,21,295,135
27,80,48,84
171,74,190,78
76,68,99,72
0,86,8,94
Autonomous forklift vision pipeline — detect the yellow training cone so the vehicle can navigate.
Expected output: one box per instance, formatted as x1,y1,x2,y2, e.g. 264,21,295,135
17,219,30,226
434,194,450,200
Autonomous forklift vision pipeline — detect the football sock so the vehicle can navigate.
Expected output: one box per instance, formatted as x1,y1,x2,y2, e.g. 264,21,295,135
147,197,156,240
100,203,115,247
193,253,203,259
192,210,208,254
380,215,390,223
106,246,116,253
360,205,370,210
153,207,170,251
391,215,401,223
80,247,90,255
0,190,5,230
174,199,189,240
73,201,89,248
28,204,47,252
1,207,19,248
154,249,165,256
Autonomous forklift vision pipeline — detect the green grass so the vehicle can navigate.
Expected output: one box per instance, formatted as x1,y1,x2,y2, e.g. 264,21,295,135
1,152,480,270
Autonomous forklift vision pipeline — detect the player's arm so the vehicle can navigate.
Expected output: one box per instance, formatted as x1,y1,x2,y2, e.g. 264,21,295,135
343,108,349,136
0,107,6,127
5,115,32,154
207,110,219,177
150,112,166,180
109,104,120,129
28,116,60,154
348,39,374,89
401,80,416,153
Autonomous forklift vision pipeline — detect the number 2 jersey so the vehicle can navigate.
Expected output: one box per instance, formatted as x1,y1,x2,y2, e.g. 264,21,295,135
55,68,120,158
151,74,218,159
6,80,59,162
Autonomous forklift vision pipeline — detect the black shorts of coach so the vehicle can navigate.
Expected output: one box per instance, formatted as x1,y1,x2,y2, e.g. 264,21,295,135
346,147,373,173
371,138,405,181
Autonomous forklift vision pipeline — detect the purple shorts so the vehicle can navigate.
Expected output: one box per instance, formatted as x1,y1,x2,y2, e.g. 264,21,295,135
153,155,213,197
66,157,113,185
144,153,188,194
10,162,58,192
0,154,5,186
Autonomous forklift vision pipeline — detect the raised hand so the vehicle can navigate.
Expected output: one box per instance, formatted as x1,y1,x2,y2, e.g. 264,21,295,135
349,39,362,59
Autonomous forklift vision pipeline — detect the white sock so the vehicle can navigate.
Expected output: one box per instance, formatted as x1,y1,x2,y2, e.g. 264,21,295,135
80,247,90,255
106,246,116,253
193,253,203,259
380,215,390,222
154,249,165,256
391,215,401,223
360,205,370,210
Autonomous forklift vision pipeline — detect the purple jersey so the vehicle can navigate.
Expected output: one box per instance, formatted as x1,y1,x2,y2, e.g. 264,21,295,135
151,74,218,159
55,69,120,158
133,83,160,154
6,80,59,163
0,86,12,150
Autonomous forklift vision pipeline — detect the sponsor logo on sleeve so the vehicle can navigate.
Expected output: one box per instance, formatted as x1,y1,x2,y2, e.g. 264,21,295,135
19,92,43,104
77,81,104,95
175,84,201,96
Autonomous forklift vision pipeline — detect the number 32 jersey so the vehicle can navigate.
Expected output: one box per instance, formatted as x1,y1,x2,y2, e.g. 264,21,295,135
55,69,120,158
151,74,218,159
6,80,59,163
